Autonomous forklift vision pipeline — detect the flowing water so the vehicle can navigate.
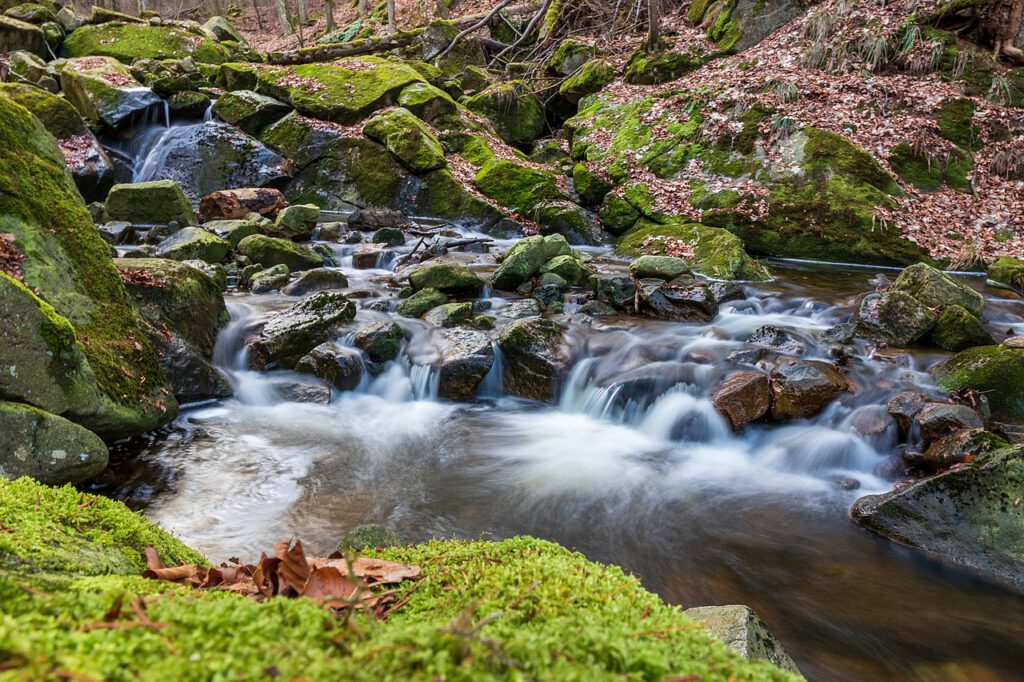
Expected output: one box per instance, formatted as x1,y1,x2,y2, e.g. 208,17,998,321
93,181,1024,678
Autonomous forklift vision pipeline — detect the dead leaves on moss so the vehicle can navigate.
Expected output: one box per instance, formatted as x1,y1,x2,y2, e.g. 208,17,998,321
0,233,24,281
144,539,420,614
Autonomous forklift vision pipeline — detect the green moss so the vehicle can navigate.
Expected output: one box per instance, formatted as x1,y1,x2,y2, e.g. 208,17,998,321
559,59,616,102
0,272,77,353
237,234,324,271
413,169,505,229
989,256,1024,291
934,346,1024,421
572,162,613,205
396,287,447,317
549,38,597,75
0,83,86,140
889,142,973,193
617,218,770,281
363,107,447,173
598,194,640,235
707,7,742,52
63,22,233,64
464,80,545,147
938,98,980,150
474,158,563,214
624,47,708,85
397,82,457,122
929,304,994,351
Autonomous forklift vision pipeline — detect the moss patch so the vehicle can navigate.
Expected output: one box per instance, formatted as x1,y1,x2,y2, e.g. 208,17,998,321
63,22,233,64
889,142,972,193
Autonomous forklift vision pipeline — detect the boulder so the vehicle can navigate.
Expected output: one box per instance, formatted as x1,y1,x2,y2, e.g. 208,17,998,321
271,204,319,240
131,121,289,204
465,81,545,146
154,227,231,263
212,89,291,136
249,264,290,293
294,342,364,391
202,15,245,42
408,262,484,296
372,227,406,246
62,21,232,63
852,291,936,346
105,180,197,226
115,258,231,404
199,187,287,221
363,107,447,173
688,0,804,52
274,380,331,404
891,262,985,318
352,244,387,269
914,402,984,444
436,328,494,401
639,280,719,321
498,318,570,401
624,46,706,85
629,255,691,281
60,56,161,129
681,605,800,674
204,219,259,246
0,15,45,56
932,346,1024,422
281,268,349,296
396,82,457,123
248,291,356,370
886,390,929,438
354,321,404,363
237,234,324,271
769,360,850,420
988,256,1024,292
348,207,413,232
591,274,637,310
492,235,548,290
539,255,590,286
852,446,1024,593
181,260,228,291
929,304,994,351
748,325,805,356
396,288,448,318
559,59,616,104
0,401,108,484
423,302,473,327
712,371,771,429
915,428,1009,471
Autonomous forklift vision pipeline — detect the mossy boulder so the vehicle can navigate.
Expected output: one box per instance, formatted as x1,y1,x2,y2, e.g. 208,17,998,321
423,301,473,327
929,304,994,352
59,56,162,129
248,264,290,293
204,218,259,246
617,218,770,281
408,261,484,296
243,57,426,124
0,402,108,485
396,287,448,318
599,194,641,234
630,255,692,281
154,227,231,263
624,46,707,85
891,263,985,318
498,317,571,401
397,81,457,123
167,89,211,118
474,158,562,216
280,267,349,296
852,446,1024,593
465,80,545,146
413,168,511,235
688,0,802,52
115,258,231,404
363,106,447,173
932,346,1024,421
539,254,590,285
851,291,937,346
201,15,245,43
248,291,357,370
62,22,233,63
5,3,57,25
549,38,598,76
0,95,175,440
492,235,549,290
105,179,197,226
573,162,613,206
988,256,1024,292
353,320,404,362
0,15,45,56
271,203,319,240
559,58,616,103
211,89,291,136
237,234,324,271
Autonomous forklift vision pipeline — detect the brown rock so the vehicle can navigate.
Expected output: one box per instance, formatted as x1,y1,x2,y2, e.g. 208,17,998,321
713,371,770,429
769,360,851,420
915,402,984,444
199,188,288,221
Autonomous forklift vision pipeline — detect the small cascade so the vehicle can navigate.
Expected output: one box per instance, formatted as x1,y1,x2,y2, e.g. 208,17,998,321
478,342,504,397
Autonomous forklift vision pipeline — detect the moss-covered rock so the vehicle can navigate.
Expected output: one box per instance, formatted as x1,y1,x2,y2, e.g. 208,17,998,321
397,81,457,123
59,56,162,129
465,80,545,146
498,317,571,401
363,106,447,173
167,89,211,118
0,402,107,484
598,193,641,234
617,218,770,281
237,234,324,271
63,22,233,63
211,89,291,136
851,291,937,346
396,287,448,318
988,256,1024,291
559,58,616,103
248,291,357,370
201,15,245,43
630,255,692,281
5,3,57,25
271,203,319,240
932,346,1024,421
154,227,231,263
408,261,484,296
890,263,985,318
474,158,562,215
929,304,995,352
0,95,175,440
412,168,510,234
248,263,290,293
105,179,197,226
204,218,259,246
938,97,980,150
492,235,548,290
539,254,590,285
573,162,613,206
688,0,802,52
889,142,972,193
0,15,45,56
624,46,708,85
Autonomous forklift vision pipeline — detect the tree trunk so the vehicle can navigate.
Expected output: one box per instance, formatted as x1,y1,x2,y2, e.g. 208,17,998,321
358,0,367,17
325,0,335,31
646,0,660,50
436,0,450,19
275,0,292,35
252,0,264,30
295,0,307,24
989,0,1024,60
387,0,396,31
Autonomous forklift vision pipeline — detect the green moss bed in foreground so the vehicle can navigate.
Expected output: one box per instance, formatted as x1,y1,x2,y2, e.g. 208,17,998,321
0,478,796,681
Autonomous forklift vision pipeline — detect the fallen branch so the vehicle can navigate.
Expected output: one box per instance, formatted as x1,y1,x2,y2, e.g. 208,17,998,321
435,0,516,62
489,0,555,68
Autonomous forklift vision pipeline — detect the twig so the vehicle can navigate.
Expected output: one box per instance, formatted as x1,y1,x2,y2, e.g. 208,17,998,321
435,0,515,62
489,0,554,67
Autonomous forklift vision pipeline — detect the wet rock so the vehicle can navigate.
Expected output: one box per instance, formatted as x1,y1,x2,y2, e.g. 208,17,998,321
579,300,617,316
436,328,494,401
891,262,985,318
0,401,108,484
105,179,197,226
155,226,231,263
363,106,447,173
769,360,850,420
249,264,290,293
681,605,801,674
211,89,291,136
639,280,718,322
887,390,929,438
914,428,1010,471
396,288,448,318
354,321,404,363
846,405,897,449
932,346,1024,422
269,204,319,240
317,222,346,242
204,219,259,246
248,292,357,370
591,274,636,310
540,255,590,286
915,403,984,444
281,268,349,296
339,524,403,552
748,325,805,356
372,227,406,246
295,342,364,391
237,234,324,272
492,235,548,291
352,244,387,269
348,207,412,232
629,255,691,281
988,256,1024,292
181,260,228,291
274,380,331,404
408,262,484,297
852,291,936,346
424,302,473,327
712,371,770,429
199,187,287,221
498,318,571,401
852,445,1024,593
504,298,543,319
708,281,746,304
60,56,162,129
97,221,134,245
929,304,995,351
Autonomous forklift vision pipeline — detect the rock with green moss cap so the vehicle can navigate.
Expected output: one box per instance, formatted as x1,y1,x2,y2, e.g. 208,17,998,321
0,15,45,56
281,268,349,296
617,218,770,281
474,158,562,214
688,0,802,52
535,199,603,245
363,107,447,173
354,320,404,362
201,15,245,43
492,235,548,290
115,258,231,404
988,256,1024,292
851,291,936,346
248,291,357,370
412,168,512,235
396,288,448,318
540,254,590,285
929,304,994,351
853,445,1024,593
248,264,290,293
423,301,473,327
237,234,324,271
599,194,640,234
204,218,259,246
63,22,233,63
397,81,457,123
5,3,57,25
59,56,162,129
498,317,571,401
549,38,598,75
889,142,973,193
106,179,197,226
630,255,692,281
932,346,1024,421
155,227,231,263
211,89,291,136
271,203,319,240
167,90,212,118
559,59,616,104
408,261,484,296
624,46,707,84
465,80,545,146
891,263,985,318
0,95,176,440
0,402,108,484
572,162,613,206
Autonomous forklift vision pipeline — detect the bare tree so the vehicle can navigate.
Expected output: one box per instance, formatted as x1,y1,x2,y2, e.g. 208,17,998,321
325,0,335,31
646,0,660,50
989,0,1024,62
276,0,292,35
386,0,396,31
357,0,367,17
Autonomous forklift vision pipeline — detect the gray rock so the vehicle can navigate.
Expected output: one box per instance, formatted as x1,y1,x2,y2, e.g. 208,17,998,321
270,204,319,240
682,605,800,674
748,325,805,356
424,302,473,327
639,280,719,322
0,402,108,485
295,342,364,391
248,292,356,370
281,268,349,296
915,403,984,444
274,380,331,404
629,255,691,281
852,291,937,346
249,264,290,293
436,328,494,401
498,317,571,401
769,360,850,420
155,226,232,263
